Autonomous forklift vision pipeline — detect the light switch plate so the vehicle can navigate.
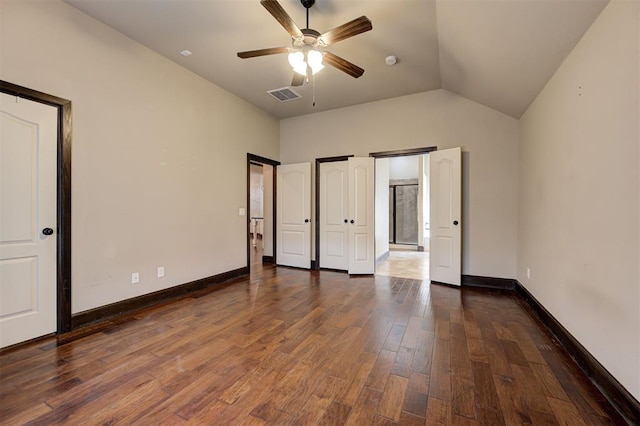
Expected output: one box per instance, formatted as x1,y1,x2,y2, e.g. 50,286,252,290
239,208,245,216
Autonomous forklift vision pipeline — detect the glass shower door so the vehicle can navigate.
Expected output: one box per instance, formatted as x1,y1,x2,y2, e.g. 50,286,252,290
389,184,419,245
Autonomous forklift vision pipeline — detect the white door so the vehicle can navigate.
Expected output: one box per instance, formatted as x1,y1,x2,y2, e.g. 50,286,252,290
0,93,58,348
277,163,311,269
348,157,375,274
319,161,349,270
429,147,462,286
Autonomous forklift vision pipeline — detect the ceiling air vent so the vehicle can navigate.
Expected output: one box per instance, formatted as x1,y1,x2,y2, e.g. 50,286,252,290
267,87,301,102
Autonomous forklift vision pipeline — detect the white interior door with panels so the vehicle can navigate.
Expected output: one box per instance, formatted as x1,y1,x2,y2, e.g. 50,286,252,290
319,157,375,274
0,93,58,348
348,157,375,274
277,162,311,269
319,161,349,270
429,147,462,286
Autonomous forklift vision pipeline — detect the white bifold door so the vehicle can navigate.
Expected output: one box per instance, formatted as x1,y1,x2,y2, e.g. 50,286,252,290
0,93,58,348
429,147,462,286
277,163,311,268
319,157,375,274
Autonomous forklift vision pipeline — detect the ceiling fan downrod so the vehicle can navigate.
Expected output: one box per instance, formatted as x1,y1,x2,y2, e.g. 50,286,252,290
301,0,315,29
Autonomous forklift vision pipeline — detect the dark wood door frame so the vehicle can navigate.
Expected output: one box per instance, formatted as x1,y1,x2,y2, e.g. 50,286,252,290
1,80,73,334
369,146,438,159
246,154,280,269
314,155,354,271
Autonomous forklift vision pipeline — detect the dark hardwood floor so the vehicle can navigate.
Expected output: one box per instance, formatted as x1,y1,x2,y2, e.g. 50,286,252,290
0,260,627,425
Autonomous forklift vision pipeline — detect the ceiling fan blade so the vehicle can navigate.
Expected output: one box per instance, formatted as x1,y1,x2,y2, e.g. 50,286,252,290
319,16,372,46
291,73,305,87
237,47,289,59
260,0,303,39
323,52,364,78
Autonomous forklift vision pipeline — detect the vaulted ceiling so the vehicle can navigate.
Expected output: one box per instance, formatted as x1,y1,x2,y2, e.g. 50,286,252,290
64,0,609,119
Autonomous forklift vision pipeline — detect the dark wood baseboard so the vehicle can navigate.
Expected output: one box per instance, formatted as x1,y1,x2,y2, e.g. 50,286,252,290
71,267,249,329
462,274,516,290
515,281,640,425
262,255,274,264
376,251,390,264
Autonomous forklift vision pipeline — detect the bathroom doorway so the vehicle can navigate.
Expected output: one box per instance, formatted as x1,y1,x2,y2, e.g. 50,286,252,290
371,147,435,280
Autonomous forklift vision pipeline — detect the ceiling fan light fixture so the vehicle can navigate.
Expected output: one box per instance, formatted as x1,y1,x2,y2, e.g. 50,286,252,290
307,49,324,73
288,51,307,75
288,49,324,76
288,51,304,68
310,62,324,75
293,63,308,76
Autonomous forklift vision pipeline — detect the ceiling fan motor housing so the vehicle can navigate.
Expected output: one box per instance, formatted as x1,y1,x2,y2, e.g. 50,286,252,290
301,0,315,9
297,28,322,47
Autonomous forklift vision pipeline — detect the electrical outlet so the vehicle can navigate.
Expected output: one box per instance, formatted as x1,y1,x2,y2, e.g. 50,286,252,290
157,266,165,278
131,272,140,284
526,268,531,280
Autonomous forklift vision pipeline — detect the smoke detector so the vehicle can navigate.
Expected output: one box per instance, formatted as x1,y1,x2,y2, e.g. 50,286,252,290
385,55,398,66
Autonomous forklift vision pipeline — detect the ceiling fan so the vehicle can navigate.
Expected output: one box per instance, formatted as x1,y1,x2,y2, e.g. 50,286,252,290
237,0,372,87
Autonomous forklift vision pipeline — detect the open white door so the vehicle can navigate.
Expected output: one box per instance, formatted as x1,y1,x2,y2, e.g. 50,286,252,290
319,161,349,270
0,93,58,348
277,163,311,269
348,157,375,274
429,147,461,286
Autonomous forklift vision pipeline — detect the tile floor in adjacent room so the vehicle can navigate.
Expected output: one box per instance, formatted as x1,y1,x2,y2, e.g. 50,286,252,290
376,249,430,281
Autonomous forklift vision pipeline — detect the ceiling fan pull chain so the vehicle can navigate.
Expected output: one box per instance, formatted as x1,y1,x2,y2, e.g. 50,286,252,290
312,73,316,107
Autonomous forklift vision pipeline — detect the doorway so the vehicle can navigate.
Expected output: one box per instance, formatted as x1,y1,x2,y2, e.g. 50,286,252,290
371,147,436,281
246,154,279,273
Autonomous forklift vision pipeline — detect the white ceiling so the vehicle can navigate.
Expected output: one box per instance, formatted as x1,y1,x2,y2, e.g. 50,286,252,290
64,0,609,119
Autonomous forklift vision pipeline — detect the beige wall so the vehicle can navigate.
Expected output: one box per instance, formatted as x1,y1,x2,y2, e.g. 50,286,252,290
0,1,280,313
518,0,639,399
281,90,519,278
375,158,390,259
389,155,419,180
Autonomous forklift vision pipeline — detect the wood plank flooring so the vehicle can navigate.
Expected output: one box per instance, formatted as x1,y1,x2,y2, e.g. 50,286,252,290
0,265,627,425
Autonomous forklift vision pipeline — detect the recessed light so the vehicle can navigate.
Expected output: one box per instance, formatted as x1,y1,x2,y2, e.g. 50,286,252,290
180,50,192,57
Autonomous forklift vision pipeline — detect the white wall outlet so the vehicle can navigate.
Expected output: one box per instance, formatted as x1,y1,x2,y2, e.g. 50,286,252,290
526,268,531,280
131,272,140,284
239,207,245,216
157,266,165,278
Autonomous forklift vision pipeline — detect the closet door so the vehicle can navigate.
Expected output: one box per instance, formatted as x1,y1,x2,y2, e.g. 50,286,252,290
348,157,375,274
319,161,349,270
